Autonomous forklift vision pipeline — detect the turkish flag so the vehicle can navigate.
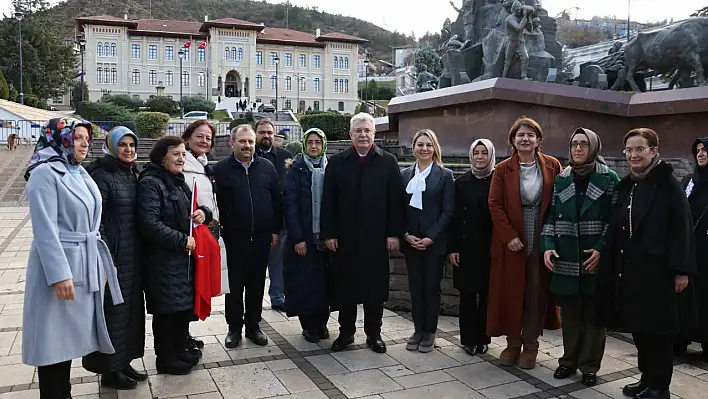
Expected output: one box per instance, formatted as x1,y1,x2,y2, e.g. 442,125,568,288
183,40,192,48
198,40,208,49
190,181,221,320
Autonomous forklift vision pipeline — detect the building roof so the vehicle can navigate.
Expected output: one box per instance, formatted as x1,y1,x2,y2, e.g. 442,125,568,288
316,32,368,44
134,19,204,35
200,18,265,32
0,99,71,121
258,27,324,47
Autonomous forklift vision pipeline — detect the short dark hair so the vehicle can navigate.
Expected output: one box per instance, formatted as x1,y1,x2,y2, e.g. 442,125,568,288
149,136,185,165
254,119,275,132
508,116,543,148
181,120,215,149
624,128,659,148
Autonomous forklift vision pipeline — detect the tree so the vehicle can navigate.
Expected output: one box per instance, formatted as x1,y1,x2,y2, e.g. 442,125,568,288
103,94,144,111
414,44,443,78
0,70,8,100
561,48,576,74
70,80,88,108
692,6,708,16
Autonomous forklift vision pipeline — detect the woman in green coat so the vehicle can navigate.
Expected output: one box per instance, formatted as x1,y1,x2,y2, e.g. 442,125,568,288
540,127,619,387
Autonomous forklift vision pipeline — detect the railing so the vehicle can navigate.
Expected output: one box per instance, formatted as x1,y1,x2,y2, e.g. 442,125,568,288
0,120,45,145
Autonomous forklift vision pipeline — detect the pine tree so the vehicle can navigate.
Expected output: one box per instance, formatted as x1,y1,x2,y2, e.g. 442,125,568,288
0,70,9,101
414,44,443,77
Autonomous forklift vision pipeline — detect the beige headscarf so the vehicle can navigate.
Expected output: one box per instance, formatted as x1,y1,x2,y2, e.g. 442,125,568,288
469,139,496,179
569,127,604,177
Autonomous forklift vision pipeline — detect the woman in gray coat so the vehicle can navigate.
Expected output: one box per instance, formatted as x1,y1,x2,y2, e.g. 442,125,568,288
23,118,123,398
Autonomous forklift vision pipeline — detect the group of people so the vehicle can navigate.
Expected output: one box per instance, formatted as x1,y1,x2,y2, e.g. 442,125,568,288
19,113,707,399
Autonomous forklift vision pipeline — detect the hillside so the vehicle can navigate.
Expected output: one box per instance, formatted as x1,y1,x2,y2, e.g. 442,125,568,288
45,0,414,62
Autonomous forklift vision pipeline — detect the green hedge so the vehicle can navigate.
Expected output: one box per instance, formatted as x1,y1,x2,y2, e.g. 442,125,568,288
298,111,352,140
146,96,179,114
229,118,250,131
102,94,144,111
135,112,170,138
182,96,215,113
77,101,135,122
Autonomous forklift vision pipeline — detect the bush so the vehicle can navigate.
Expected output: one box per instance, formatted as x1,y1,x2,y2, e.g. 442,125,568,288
221,117,232,122
182,96,215,113
0,71,9,101
135,112,170,138
77,101,135,122
298,111,352,141
8,86,18,103
146,96,179,114
304,109,326,115
229,118,250,131
24,96,39,108
37,101,49,110
244,111,254,122
103,94,144,111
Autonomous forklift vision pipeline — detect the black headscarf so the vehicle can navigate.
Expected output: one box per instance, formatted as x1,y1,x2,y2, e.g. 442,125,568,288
691,137,708,187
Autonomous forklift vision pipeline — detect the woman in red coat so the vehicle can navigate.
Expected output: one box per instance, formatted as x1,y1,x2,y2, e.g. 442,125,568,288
487,117,561,369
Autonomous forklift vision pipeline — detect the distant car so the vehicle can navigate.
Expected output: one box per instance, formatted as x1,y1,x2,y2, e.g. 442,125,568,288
258,103,276,113
183,111,208,120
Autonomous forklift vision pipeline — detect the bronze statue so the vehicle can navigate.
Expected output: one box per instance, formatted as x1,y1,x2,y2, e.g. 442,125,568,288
608,41,623,55
450,0,478,42
416,65,438,92
502,0,531,79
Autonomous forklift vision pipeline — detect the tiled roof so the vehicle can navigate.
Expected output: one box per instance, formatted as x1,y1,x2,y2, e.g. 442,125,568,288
258,27,321,46
134,19,203,35
317,32,368,44
208,18,263,27
76,15,126,22
0,99,71,122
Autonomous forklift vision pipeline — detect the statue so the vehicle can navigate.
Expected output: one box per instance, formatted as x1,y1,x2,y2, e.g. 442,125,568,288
416,65,439,92
525,17,545,53
450,0,478,42
608,41,623,55
502,1,531,79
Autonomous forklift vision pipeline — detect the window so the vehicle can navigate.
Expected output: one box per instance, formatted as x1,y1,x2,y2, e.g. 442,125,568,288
314,100,320,111
256,51,263,65
334,79,339,93
298,100,305,113
230,47,236,60
225,48,230,60
166,70,174,86
313,78,320,92
285,99,292,110
299,78,306,92
132,69,140,85
182,70,190,86
111,68,117,84
256,74,262,89
131,44,140,59
343,57,349,69
103,43,109,57
285,76,292,91
270,75,277,89
299,54,306,68
237,48,243,61
344,79,349,93
338,101,344,112
97,43,103,57
334,56,339,69
97,67,103,83
270,99,277,106
313,55,320,68
270,52,278,65
198,48,205,62
104,68,110,85
285,53,292,67
339,57,344,69
198,72,205,87
149,45,157,60
111,43,117,57
182,48,190,61
166,46,174,60
149,70,157,85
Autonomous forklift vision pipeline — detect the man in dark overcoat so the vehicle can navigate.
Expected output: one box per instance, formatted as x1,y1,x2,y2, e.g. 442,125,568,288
321,112,406,354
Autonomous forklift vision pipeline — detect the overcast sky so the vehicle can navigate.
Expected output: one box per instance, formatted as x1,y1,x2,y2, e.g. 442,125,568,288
1,0,705,37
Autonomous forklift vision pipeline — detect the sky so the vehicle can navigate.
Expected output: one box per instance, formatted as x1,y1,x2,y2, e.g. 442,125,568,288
0,0,705,37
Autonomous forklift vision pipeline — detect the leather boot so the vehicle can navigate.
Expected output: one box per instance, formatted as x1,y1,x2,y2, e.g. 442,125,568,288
499,346,521,366
518,348,538,369
100,371,137,390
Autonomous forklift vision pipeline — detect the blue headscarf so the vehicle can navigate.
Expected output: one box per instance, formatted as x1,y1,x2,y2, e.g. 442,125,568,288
104,126,138,162
24,117,93,181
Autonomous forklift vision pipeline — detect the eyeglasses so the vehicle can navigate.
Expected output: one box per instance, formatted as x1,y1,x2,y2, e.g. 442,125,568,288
571,141,590,149
623,146,654,155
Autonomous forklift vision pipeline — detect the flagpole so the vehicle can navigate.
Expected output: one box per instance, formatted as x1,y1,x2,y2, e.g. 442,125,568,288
189,35,193,97
188,180,196,280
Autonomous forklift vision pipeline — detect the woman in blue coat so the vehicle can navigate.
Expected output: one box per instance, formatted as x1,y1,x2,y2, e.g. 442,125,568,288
283,128,331,343
23,118,123,398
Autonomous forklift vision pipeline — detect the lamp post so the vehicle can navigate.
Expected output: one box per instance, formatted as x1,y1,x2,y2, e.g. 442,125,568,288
274,55,280,121
78,38,87,103
178,49,185,118
15,11,24,105
296,75,305,114
364,57,370,104
626,0,631,38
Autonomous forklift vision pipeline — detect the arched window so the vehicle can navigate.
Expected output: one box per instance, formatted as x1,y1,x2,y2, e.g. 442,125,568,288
111,43,117,57
343,57,349,69
224,48,230,60
334,56,339,69
97,42,103,57
238,48,243,61
339,57,344,69
231,47,237,60
104,43,110,57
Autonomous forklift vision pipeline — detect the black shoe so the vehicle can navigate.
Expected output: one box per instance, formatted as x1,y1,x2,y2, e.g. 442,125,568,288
318,324,330,340
366,336,387,354
156,358,193,375
476,344,489,354
463,345,477,356
331,335,355,351
178,348,202,365
121,364,147,382
582,372,597,387
302,329,320,343
187,334,204,350
623,380,648,397
271,303,287,312
635,388,670,399
245,329,269,346
553,366,576,380
225,331,242,349
100,371,137,390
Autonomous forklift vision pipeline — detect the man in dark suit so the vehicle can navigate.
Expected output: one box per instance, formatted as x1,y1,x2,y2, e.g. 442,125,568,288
255,120,293,312
321,112,406,354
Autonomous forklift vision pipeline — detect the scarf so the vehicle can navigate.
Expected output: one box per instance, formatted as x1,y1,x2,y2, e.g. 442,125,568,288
469,138,496,178
406,162,433,210
103,126,138,162
629,155,661,181
25,117,93,181
688,137,708,195
569,127,604,177
302,128,329,240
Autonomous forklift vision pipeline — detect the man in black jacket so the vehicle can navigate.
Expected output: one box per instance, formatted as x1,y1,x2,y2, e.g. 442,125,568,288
254,119,292,312
213,124,283,348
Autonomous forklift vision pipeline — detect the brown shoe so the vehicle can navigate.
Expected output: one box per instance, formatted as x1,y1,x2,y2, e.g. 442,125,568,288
518,348,538,369
499,346,521,366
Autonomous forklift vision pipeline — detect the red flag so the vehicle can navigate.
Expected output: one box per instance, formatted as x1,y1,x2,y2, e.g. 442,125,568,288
198,39,208,49
183,40,192,48
191,181,222,320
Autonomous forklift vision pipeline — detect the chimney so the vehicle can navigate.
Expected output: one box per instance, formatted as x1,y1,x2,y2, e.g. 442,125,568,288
204,15,208,22
315,28,321,38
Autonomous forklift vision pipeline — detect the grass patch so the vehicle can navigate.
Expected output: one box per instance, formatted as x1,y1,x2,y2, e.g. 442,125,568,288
212,110,231,120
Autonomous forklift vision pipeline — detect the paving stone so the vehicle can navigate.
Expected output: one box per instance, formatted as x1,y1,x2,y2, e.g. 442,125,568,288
265,359,297,371
274,368,318,393
306,354,349,376
331,348,399,372
0,364,35,387
445,362,520,390
478,380,541,398
0,391,40,399
210,362,288,398
385,344,460,373
327,369,403,398
380,380,484,399
149,369,218,398
392,370,454,389
379,365,414,378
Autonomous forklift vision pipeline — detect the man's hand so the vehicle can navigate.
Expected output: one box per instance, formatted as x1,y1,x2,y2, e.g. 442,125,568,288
675,275,689,293
405,234,422,249
325,239,338,252
271,234,280,248
185,236,196,251
543,250,558,271
190,209,206,225
387,237,400,252
419,238,434,249
54,279,75,301
295,242,307,257
449,253,460,267
507,237,524,252
583,249,601,271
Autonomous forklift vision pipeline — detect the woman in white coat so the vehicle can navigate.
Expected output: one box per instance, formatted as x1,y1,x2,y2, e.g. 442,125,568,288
181,120,229,345
23,118,123,398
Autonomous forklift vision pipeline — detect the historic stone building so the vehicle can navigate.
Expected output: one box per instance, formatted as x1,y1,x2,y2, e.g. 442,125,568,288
75,16,365,114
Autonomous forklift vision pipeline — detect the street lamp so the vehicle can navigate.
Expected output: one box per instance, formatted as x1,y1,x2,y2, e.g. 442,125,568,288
14,11,24,105
178,49,185,118
626,0,631,39
78,38,87,103
274,55,280,121
364,57,370,104
296,75,305,114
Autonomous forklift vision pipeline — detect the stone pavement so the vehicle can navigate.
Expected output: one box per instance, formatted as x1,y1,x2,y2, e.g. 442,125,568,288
0,148,707,398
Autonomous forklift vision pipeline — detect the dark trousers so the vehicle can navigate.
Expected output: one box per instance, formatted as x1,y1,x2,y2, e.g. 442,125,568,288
38,360,72,399
152,311,191,362
459,288,491,346
558,297,606,373
299,311,330,331
633,333,674,390
338,303,384,337
404,248,445,334
224,236,271,332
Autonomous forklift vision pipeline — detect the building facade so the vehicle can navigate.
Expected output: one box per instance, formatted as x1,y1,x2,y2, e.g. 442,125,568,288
75,16,366,114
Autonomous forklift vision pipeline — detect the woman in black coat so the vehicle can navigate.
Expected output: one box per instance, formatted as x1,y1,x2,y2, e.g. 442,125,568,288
82,127,146,389
598,128,695,399
448,139,495,357
138,136,212,376
283,128,330,343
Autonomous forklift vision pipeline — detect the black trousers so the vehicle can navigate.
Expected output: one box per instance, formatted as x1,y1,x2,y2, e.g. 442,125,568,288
459,288,491,347
338,303,384,337
38,360,72,399
299,311,330,331
152,311,191,362
404,247,445,334
633,333,674,390
224,236,271,332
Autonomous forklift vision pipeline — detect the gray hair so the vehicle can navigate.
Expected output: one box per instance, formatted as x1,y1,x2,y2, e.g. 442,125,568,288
349,112,376,132
230,124,255,140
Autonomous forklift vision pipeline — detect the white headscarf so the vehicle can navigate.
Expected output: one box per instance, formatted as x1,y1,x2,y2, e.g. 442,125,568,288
406,162,433,210
470,138,496,179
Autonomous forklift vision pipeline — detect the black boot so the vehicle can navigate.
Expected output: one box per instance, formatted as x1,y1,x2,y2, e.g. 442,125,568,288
332,334,355,351
100,371,137,390
245,328,269,346
187,334,204,350
366,335,387,354
121,364,147,382
302,329,320,343
623,380,648,397
177,348,202,365
635,388,670,399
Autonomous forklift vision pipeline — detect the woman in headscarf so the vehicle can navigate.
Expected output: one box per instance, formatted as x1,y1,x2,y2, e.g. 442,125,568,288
540,128,619,387
283,128,332,343
82,126,146,390
598,128,694,399
23,118,123,398
137,136,212,375
401,129,455,353
448,139,495,357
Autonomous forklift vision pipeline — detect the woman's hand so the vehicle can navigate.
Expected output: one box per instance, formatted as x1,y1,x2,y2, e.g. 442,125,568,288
583,249,601,271
190,210,206,225
295,242,307,257
448,253,460,267
185,236,196,251
54,279,75,300
507,237,524,252
543,250,558,271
